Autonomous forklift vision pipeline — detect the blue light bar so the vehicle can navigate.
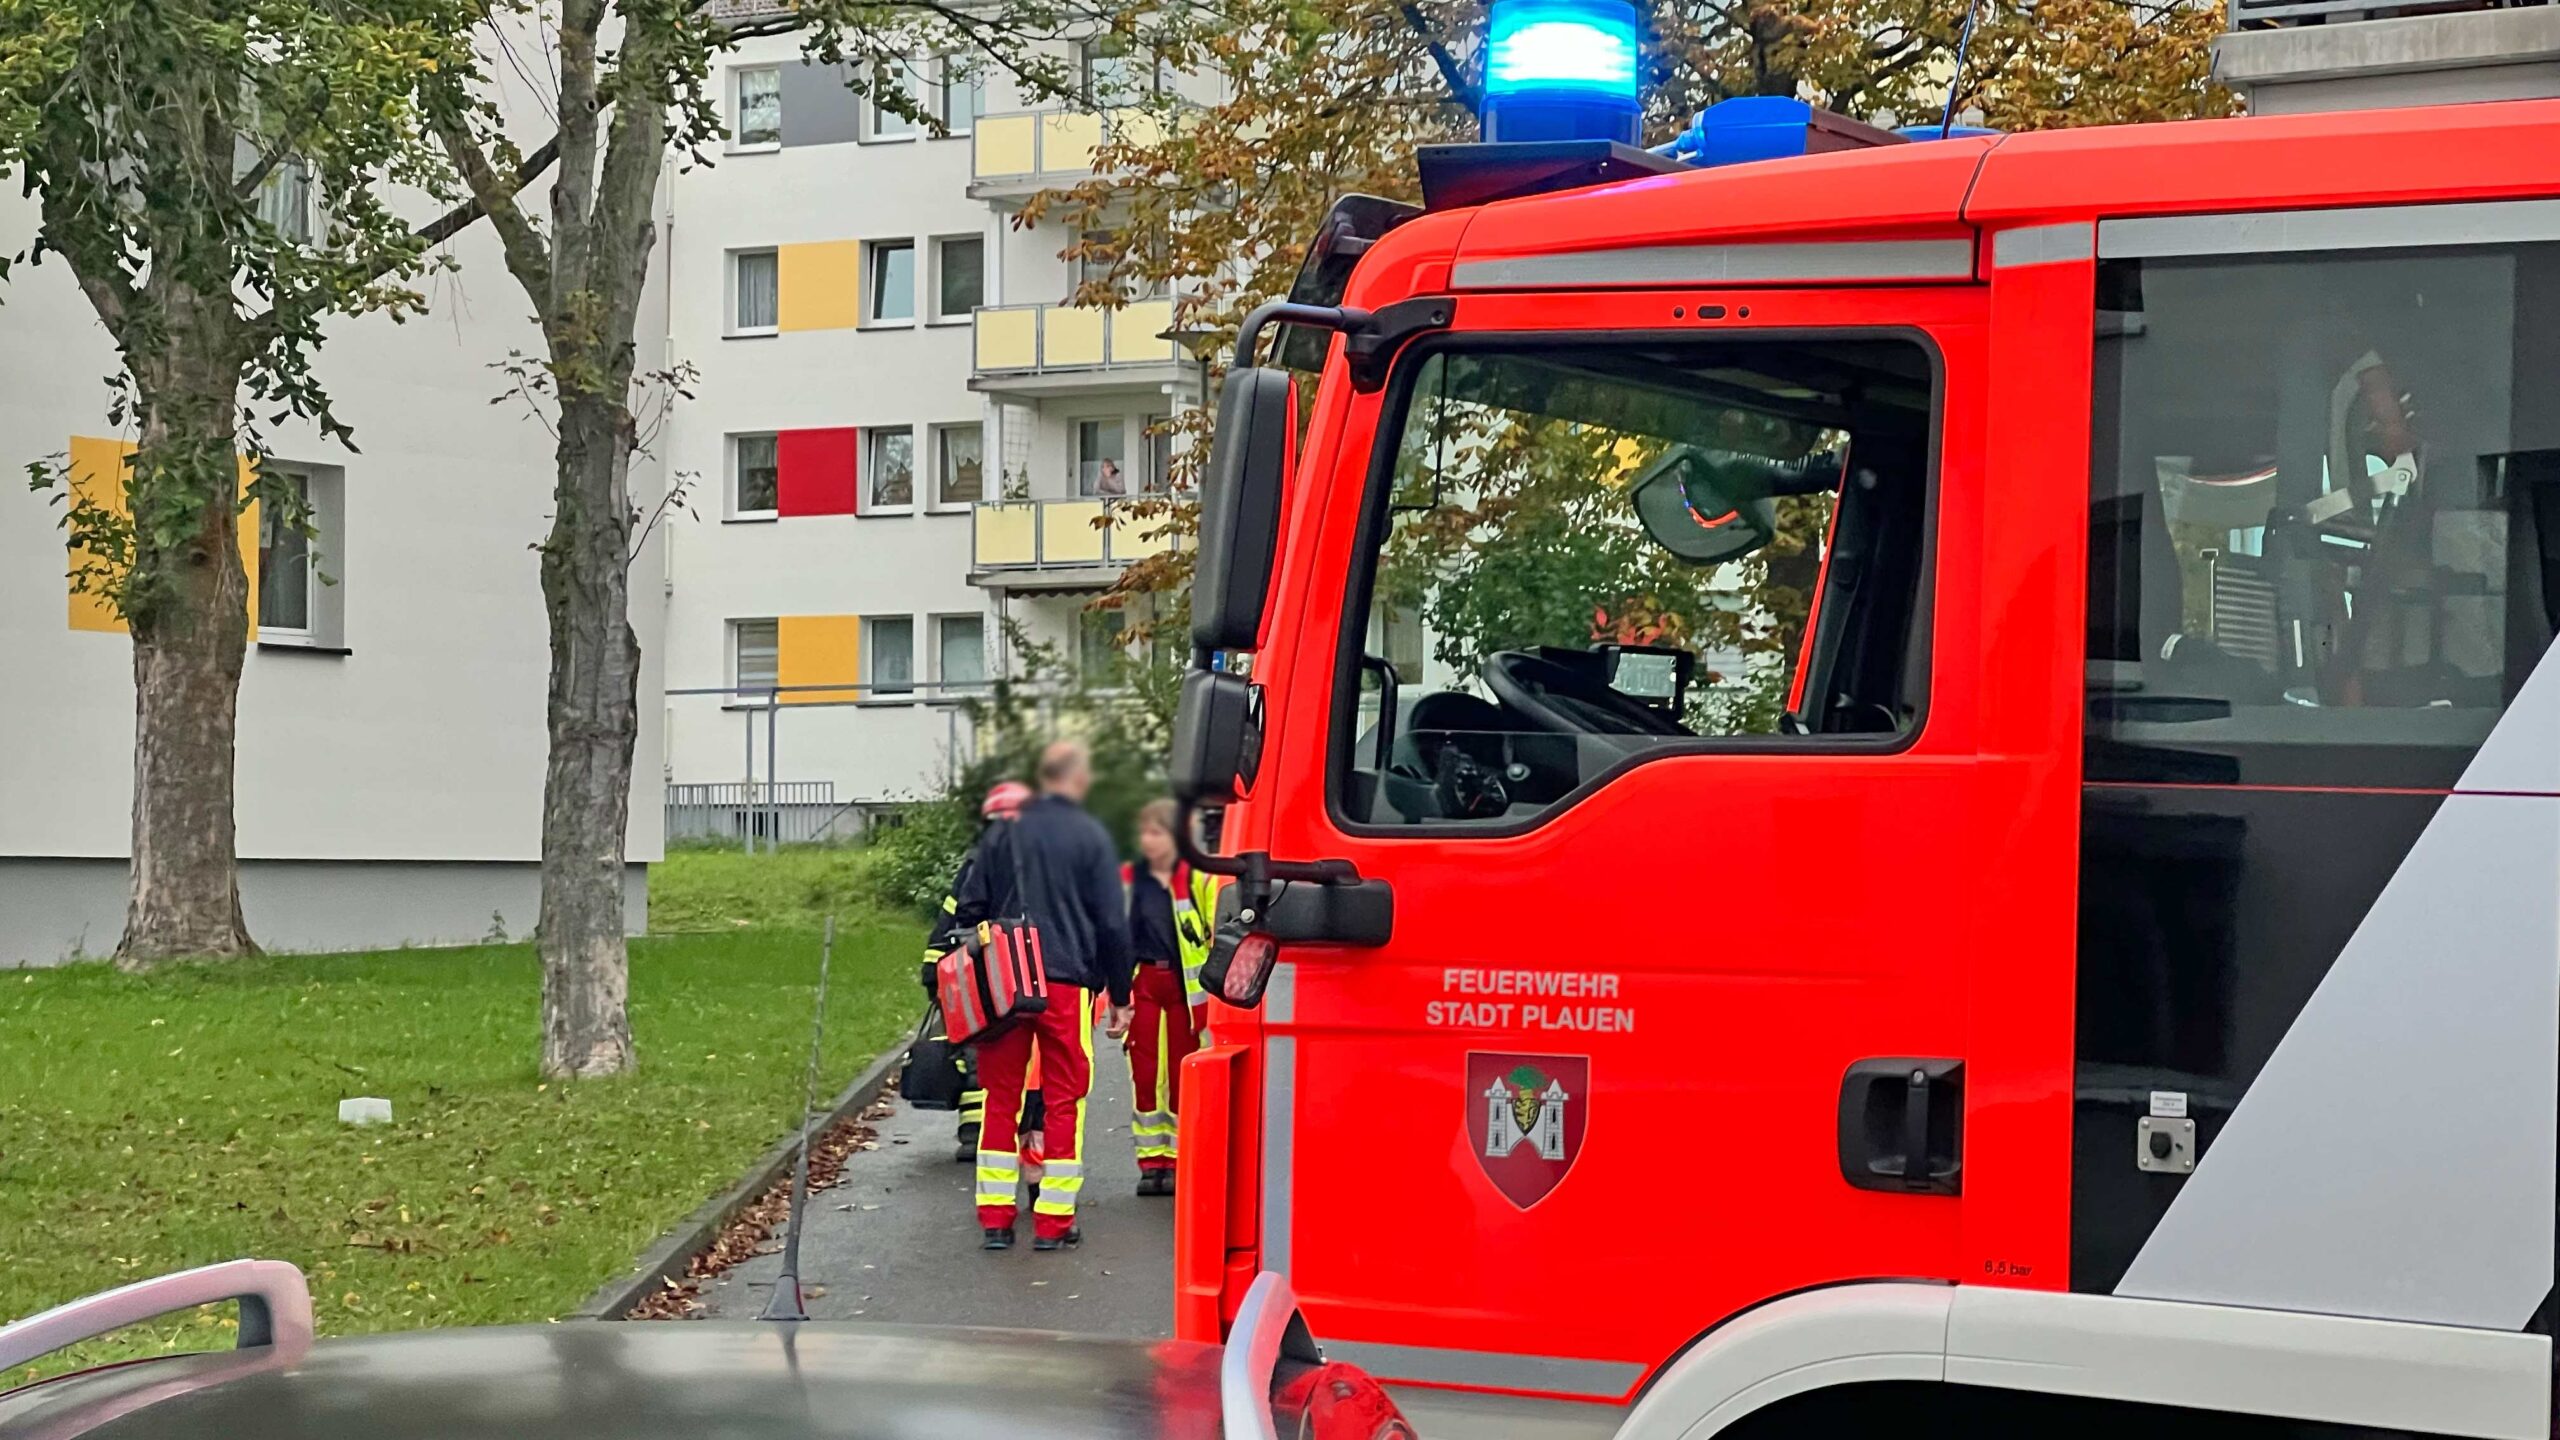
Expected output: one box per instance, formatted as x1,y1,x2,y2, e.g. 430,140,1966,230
1479,0,1643,145
1485,0,1639,99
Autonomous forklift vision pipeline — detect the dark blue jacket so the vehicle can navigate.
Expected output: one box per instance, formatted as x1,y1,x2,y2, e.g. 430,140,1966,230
956,795,1135,1005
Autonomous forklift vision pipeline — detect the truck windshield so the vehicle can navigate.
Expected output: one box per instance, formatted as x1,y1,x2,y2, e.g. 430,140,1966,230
1339,335,1936,829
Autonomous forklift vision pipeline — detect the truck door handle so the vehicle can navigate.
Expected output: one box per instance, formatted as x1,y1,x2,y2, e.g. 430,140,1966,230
1838,1058,1962,1195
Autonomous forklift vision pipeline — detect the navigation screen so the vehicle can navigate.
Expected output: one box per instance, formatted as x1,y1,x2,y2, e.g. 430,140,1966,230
1611,651,1680,701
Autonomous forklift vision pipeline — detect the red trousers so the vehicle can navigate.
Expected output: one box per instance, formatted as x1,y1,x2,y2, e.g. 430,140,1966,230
972,985,1092,1239
1127,965,1201,1173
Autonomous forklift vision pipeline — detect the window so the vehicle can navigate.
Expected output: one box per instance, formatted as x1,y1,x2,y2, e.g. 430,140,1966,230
733,433,780,516
868,427,915,510
867,240,915,324
2087,240,2560,790
732,249,778,333
933,55,987,133
1141,413,1173,494
1079,33,1158,103
257,468,315,634
252,158,314,244
733,619,780,701
933,235,984,322
1076,229,1119,299
735,67,781,148
1077,418,1126,497
869,60,918,139
865,615,916,697
935,424,984,507
1337,338,1936,829
1079,605,1129,682
254,463,345,648
935,614,988,692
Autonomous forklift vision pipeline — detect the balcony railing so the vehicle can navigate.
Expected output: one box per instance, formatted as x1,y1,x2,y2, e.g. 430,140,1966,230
973,299,1179,377
970,107,1169,183
2230,0,2548,23
972,497,1186,572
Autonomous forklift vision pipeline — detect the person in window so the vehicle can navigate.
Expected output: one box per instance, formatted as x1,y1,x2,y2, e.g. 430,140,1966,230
956,742,1135,1251
1096,458,1125,497
1119,799,1217,1196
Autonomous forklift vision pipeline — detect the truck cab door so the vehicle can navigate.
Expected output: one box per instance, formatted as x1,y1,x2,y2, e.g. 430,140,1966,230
1226,274,2078,1405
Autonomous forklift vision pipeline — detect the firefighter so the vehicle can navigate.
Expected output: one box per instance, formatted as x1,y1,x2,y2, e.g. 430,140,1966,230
1121,798,1216,1196
923,781,1032,1162
957,741,1134,1252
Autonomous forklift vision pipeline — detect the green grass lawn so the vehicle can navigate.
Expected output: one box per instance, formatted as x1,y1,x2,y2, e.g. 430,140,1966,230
0,858,930,1386
648,843,896,933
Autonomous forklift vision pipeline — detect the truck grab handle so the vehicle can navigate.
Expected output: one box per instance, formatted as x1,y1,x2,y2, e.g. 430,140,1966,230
0,1259,315,1377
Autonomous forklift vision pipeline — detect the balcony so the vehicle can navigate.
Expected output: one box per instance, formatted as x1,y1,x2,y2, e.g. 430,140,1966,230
2217,0,2558,111
970,298,1185,397
969,497,1186,592
968,107,1168,202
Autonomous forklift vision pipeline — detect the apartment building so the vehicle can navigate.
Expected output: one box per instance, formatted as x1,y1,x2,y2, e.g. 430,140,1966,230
0,139,671,964
660,33,1208,836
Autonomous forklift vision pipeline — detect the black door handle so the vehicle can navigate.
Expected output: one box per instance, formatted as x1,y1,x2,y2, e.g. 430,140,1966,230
1839,1058,1963,1195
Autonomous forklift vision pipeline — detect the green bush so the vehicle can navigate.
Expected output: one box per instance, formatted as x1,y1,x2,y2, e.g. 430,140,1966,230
862,796,980,916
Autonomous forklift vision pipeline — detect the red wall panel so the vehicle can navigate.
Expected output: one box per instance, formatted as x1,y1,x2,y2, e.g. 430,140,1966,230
777,427,860,516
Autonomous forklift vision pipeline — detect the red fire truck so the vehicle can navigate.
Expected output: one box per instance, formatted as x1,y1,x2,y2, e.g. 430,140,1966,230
1163,40,2560,1440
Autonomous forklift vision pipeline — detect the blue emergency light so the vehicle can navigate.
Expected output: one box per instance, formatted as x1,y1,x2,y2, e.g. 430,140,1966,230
1478,0,1644,145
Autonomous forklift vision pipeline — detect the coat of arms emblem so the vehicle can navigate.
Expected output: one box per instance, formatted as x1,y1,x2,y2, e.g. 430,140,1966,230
1465,1053,1589,1208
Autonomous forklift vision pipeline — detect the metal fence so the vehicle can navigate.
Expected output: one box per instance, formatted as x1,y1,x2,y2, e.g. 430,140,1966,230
662,679,995,853
664,781,868,847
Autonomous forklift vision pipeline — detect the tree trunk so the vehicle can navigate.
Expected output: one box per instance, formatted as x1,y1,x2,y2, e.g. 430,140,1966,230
536,390,642,1078
117,291,256,970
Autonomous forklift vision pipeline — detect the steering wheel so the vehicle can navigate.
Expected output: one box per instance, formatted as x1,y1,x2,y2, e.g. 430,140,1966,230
1480,650,1691,738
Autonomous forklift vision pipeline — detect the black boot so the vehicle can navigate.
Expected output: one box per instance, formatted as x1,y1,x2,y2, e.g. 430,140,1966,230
982,1224,1015,1251
954,1120,981,1164
1031,1227,1083,1251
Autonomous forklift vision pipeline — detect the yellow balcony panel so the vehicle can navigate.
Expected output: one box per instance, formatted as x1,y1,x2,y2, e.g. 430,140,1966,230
1112,299,1176,364
1043,500,1109,564
1042,111,1104,173
1111,505,1176,560
1108,108,1167,152
976,502,1039,566
975,308,1040,372
974,113,1040,178
1044,305,1106,368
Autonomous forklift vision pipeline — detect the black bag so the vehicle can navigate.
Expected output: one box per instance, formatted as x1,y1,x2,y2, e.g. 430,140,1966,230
900,1004,968,1111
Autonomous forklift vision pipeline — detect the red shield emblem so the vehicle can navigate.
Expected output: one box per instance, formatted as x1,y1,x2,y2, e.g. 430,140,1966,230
1465,1053,1589,1209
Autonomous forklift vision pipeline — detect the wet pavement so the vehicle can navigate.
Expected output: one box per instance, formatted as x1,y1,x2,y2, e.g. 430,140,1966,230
697,1015,1176,1337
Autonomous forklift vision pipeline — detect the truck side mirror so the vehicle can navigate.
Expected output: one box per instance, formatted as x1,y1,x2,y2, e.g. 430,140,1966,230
1170,669,1263,806
1192,367,1296,652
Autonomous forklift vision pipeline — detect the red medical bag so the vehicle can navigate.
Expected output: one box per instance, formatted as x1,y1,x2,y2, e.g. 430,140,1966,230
935,920,1049,1044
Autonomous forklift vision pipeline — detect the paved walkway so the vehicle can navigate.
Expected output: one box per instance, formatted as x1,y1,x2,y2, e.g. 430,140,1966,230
698,1016,1175,1337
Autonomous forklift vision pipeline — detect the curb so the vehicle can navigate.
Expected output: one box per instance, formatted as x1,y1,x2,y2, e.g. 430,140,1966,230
571,1027,913,1321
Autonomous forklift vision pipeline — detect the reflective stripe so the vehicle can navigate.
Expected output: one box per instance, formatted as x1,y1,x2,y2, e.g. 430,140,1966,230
1261,1034,1295,1278
976,1152,1021,1176
2099,199,2560,260
1452,238,1976,291
1991,221,2094,270
1322,1340,1645,1399
1042,1158,1084,1179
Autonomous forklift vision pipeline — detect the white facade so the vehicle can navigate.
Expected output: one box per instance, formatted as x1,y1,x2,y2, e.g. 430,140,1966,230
0,59,668,964
658,34,1210,835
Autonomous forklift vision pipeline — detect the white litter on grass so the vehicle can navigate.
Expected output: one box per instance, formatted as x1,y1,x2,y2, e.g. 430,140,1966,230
339,1097,392,1125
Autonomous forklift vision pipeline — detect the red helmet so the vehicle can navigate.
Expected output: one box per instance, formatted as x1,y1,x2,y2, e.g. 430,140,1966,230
981,781,1032,819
